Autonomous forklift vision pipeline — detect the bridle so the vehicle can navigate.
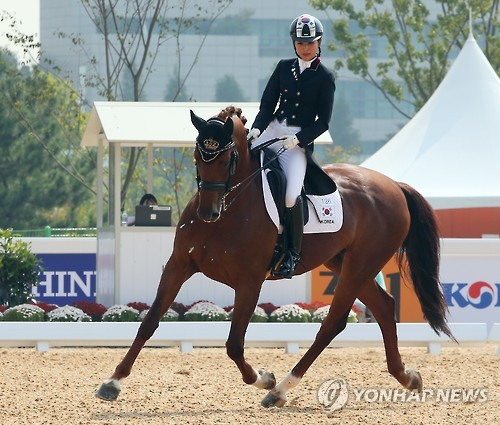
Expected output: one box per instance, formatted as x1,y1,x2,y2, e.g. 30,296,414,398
196,130,285,212
195,120,240,211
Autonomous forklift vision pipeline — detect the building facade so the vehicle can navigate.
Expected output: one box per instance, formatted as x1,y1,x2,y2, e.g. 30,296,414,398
40,0,416,160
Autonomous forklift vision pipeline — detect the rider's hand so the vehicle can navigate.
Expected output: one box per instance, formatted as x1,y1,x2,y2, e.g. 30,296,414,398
282,135,300,150
247,128,260,143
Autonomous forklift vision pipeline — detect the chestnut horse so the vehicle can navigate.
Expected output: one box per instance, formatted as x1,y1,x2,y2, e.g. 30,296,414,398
96,107,454,408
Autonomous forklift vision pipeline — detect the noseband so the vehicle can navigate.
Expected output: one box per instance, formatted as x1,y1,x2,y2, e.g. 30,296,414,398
195,118,239,209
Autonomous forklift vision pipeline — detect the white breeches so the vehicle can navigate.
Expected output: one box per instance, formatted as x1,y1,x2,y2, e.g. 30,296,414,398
253,119,306,208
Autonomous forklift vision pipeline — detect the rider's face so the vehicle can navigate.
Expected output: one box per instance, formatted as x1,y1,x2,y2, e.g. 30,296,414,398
294,40,319,61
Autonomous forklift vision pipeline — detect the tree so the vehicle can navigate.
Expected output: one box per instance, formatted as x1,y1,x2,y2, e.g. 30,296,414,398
311,0,499,117
0,228,41,307
0,50,95,229
165,72,192,101
77,0,232,209
329,94,361,148
215,74,247,102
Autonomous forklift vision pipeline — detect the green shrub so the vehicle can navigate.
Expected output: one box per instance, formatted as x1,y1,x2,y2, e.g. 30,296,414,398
102,305,139,322
47,306,91,322
269,304,311,323
184,301,229,321
2,304,45,321
228,305,268,322
0,229,41,306
138,308,179,322
312,306,359,323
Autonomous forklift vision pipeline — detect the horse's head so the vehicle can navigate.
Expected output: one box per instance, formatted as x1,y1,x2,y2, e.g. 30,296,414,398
190,109,239,223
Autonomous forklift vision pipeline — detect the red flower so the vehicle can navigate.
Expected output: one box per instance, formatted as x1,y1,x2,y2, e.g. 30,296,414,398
29,301,58,313
127,302,150,312
71,301,107,321
295,301,329,312
170,302,188,316
257,303,279,315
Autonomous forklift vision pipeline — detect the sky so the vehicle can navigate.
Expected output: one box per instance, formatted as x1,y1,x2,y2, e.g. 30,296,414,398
0,0,40,60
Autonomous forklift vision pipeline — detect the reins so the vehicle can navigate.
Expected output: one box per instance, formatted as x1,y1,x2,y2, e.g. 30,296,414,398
220,137,286,211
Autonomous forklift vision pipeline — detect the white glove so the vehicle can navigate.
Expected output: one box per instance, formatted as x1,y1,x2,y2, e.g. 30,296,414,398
247,128,260,142
282,135,300,150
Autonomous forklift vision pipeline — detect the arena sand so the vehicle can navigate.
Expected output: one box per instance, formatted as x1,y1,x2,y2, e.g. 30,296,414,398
0,345,498,424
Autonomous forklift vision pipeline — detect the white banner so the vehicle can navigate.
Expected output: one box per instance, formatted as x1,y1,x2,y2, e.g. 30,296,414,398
440,239,500,329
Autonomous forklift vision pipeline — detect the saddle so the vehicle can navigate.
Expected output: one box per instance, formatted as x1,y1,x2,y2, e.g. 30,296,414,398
260,147,337,224
258,147,338,274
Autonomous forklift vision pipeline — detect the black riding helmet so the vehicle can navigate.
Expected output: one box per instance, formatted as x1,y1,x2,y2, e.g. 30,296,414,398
290,14,323,58
290,14,323,42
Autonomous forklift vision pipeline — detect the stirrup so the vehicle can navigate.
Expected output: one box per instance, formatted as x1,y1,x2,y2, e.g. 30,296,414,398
273,251,300,279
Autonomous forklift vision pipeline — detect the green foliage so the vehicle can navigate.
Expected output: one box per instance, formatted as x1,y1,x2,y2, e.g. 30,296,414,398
101,305,140,322
1,304,45,321
215,74,248,102
0,50,95,229
0,229,41,307
47,306,91,322
330,95,361,148
154,147,198,222
269,304,312,323
183,301,230,321
165,74,192,101
311,0,499,116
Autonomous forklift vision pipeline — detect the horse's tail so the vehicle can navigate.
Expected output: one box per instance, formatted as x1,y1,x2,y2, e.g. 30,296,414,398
397,183,456,342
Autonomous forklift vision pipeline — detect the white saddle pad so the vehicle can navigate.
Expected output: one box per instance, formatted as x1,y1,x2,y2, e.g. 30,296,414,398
261,156,343,234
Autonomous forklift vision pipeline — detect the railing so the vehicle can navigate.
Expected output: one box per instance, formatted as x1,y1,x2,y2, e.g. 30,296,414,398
0,322,494,354
12,227,97,238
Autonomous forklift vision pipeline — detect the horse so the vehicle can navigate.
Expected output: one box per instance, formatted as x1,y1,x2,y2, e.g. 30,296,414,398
96,106,454,408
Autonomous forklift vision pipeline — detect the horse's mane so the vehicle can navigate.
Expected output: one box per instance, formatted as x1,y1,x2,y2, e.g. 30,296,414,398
216,105,248,127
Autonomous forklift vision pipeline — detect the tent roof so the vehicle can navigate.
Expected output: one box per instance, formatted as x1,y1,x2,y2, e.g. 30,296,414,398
361,35,500,210
81,101,333,147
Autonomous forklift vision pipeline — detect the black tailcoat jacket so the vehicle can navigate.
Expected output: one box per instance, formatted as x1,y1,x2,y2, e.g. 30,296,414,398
252,57,335,152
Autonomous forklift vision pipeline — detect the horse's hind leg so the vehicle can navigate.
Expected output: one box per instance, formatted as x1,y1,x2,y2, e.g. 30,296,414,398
262,267,356,408
358,280,423,391
226,285,276,391
96,257,194,401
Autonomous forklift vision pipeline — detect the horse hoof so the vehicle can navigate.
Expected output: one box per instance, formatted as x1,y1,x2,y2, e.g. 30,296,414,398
257,369,276,390
261,390,287,408
405,369,423,392
96,379,121,401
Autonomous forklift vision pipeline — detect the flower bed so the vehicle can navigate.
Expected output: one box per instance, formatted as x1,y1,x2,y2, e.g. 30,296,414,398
0,300,361,323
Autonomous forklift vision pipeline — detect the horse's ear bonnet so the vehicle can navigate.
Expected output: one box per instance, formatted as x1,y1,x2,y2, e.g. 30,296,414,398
191,110,234,161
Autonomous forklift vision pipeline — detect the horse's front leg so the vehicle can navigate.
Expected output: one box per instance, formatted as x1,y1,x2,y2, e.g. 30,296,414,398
96,257,195,401
226,285,276,391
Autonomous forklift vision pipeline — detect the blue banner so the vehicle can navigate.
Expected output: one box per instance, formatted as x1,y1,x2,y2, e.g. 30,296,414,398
32,254,96,306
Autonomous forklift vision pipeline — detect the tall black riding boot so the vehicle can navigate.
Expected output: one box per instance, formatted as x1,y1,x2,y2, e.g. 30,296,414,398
277,197,304,279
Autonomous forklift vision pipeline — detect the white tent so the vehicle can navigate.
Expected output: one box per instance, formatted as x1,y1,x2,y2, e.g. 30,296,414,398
361,34,500,209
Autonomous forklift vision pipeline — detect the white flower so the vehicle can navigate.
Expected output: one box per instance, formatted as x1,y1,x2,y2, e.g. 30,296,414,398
270,304,311,322
348,309,358,323
138,308,179,321
252,305,268,318
48,306,91,322
102,305,139,321
184,301,229,321
228,305,268,321
312,306,358,323
0,311,3,318
4,304,45,319
312,305,330,322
